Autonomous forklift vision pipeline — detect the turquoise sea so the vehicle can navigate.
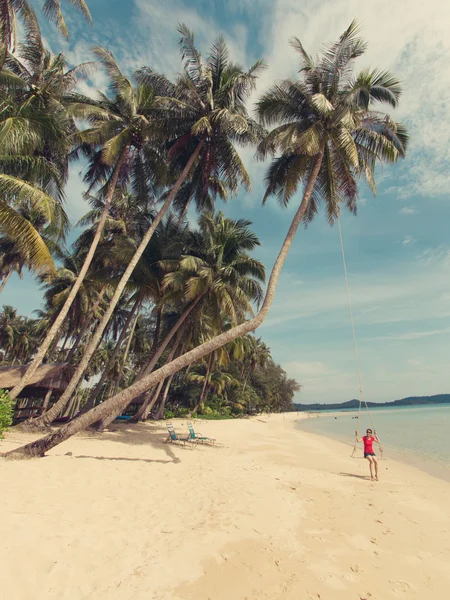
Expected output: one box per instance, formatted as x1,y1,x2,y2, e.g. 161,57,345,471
296,404,450,481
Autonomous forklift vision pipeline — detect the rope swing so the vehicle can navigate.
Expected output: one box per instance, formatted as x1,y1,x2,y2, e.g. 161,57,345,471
337,217,383,458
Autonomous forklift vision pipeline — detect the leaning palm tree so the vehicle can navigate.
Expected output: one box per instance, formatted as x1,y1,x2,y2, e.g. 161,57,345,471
7,21,409,457
8,47,169,401
0,0,91,49
27,26,266,424
99,211,266,427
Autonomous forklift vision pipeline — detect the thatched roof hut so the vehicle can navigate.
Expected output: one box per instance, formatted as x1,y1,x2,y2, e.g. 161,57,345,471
0,363,74,398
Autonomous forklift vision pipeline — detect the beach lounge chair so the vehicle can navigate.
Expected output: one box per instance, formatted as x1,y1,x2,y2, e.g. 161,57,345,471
187,422,215,445
165,423,193,446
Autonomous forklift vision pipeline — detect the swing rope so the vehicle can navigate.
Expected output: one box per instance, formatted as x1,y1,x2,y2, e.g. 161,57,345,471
337,217,382,458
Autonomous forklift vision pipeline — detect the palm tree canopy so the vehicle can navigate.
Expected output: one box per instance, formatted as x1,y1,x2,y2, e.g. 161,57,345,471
70,48,171,205
257,20,408,223
163,212,266,326
136,24,266,204
0,0,91,49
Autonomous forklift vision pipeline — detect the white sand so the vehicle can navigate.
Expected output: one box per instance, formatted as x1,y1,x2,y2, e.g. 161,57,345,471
1,414,449,599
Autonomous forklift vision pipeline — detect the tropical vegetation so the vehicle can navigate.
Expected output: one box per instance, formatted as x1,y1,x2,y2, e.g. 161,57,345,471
0,9,407,457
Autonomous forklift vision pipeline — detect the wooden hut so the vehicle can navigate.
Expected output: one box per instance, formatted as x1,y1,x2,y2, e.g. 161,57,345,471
0,363,74,422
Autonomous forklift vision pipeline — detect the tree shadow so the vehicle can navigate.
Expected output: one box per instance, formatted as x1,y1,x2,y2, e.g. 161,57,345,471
77,423,185,463
73,454,180,464
339,472,372,481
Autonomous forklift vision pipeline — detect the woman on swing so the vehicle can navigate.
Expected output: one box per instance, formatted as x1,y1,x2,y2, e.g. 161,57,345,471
355,428,380,481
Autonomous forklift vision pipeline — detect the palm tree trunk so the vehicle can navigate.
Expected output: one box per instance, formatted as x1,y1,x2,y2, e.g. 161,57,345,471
66,287,107,363
6,148,324,458
82,297,142,413
28,139,206,426
193,352,213,413
60,329,71,354
41,389,52,413
0,270,12,294
112,305,140,394
65,329,83,362
9,146,130,401
103,335,180,428
30,296,138,427
63,378,84,418
155,373,175,420
177,198,191,225
136,295,202,380
129,379,164,424
100,304,195,425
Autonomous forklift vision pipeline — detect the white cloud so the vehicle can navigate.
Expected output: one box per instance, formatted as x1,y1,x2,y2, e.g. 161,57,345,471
407,358,423,367
399,206,418,215
369,327,450,342
254,0,450,199
416,245,450,265
401,236,416,245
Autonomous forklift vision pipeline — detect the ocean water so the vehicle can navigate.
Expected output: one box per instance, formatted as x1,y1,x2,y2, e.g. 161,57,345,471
296,404,450,480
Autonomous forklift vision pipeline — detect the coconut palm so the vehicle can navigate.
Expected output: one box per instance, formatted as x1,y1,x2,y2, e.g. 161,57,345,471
0,304,18,360
7,47,169,401
0,0,91,49
0,91,70,275
92,211,266,428
8,22,409,457
1,24,83,277
135,210,266,382
30,27,266,424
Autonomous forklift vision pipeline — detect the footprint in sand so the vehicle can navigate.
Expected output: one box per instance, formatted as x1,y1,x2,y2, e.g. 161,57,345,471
389,580,414,595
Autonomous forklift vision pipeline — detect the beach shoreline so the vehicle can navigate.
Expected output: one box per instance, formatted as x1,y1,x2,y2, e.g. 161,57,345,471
296,409,450,484
1,414,449,599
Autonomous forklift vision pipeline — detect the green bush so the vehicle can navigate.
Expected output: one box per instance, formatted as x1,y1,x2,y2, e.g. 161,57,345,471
163,409,175,420
0,389,14,439
173,407,190,418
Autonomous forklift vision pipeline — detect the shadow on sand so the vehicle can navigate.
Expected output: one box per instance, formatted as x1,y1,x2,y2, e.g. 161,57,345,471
72,454,180,465
339,472,372,481
70,422,188,464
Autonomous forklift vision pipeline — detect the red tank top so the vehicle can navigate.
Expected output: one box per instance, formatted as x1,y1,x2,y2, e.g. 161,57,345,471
363,436,374,453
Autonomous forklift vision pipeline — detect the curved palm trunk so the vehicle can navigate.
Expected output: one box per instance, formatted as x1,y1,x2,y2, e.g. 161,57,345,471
177,198,191,225
137,295,203,380
129,379,164,424
155,373,175,420
112,305,140,394
193,352,213,413
9,147,130,401
105,335,180,428
100,302,196,426
6,148,324,458
82,297,142,413
65,286,107,364
27,139,206,425
0,270,12,294
29,298,124,427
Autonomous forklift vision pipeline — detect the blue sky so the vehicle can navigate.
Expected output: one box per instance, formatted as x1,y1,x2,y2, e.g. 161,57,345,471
3,0,450,403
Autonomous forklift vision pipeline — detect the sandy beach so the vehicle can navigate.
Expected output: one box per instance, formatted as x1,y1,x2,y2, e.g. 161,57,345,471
1,414,449,600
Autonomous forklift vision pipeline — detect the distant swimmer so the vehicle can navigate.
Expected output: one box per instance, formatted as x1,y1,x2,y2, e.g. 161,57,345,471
355,428,380,481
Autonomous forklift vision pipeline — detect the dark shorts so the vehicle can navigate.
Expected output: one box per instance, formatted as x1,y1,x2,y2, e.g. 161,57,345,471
364,452,376,458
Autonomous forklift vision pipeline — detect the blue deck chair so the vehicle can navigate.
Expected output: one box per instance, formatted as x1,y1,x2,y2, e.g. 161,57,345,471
165,423,193,446
187,422,216,445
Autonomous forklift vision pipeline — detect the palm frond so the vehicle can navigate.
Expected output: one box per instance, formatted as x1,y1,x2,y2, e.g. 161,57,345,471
42,0,92,38
177,23,203,84
0,200,55,274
